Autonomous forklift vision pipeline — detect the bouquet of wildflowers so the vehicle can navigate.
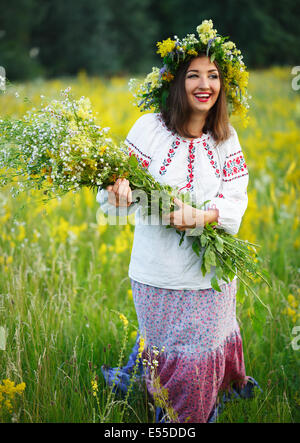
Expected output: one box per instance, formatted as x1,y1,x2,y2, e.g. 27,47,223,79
0,89,270,308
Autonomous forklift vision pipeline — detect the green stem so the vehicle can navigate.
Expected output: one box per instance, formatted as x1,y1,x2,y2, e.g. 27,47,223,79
215,251,273,317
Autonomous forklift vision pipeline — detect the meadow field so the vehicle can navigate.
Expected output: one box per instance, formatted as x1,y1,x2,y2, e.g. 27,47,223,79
0,67,299,423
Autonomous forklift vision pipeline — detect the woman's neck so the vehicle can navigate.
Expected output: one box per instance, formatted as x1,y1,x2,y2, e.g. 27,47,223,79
184,113,207,138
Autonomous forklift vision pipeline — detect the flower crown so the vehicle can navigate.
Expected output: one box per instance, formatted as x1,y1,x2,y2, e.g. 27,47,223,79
129,20,251,127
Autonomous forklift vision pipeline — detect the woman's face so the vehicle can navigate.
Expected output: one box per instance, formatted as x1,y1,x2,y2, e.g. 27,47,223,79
185,56,221,117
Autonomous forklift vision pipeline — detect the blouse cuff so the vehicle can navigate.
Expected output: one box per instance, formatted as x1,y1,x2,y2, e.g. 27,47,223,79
205,198,242,235
206,203,222,228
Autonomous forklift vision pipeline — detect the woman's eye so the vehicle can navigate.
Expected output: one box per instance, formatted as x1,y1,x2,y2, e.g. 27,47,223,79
187,74,219,79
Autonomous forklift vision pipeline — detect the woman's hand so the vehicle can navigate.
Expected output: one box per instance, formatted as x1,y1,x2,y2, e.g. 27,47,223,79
106,178,133,207
161,197,219,231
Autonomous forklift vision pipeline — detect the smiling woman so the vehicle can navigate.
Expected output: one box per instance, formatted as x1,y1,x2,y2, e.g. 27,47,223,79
98,20,260,424
161,54,231,143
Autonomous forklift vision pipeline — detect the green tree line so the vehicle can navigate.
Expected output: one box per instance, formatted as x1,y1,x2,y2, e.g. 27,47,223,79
0,0,299,80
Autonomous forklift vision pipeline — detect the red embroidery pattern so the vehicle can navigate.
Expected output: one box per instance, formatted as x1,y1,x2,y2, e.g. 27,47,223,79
156,113,221,188
222,151,248,182
202,141,220,178
125,138,151,169
159,136,184,175
178,140,196,192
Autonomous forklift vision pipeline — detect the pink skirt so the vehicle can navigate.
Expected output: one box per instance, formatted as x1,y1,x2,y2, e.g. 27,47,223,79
130,277,248,423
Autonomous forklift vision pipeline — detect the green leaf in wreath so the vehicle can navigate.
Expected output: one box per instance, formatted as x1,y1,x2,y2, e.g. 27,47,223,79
161,90,169,110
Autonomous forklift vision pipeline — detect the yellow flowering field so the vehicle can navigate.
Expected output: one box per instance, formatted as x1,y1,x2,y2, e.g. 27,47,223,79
0,67,299,422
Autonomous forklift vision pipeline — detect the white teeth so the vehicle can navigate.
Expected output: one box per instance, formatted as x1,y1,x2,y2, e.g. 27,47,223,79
195,94,210,98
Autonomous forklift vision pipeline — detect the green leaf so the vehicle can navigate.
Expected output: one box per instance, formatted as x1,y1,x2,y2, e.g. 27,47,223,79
192,240,200,256
161,90,169,110
200,234,207,247
236,281,246,304
211,276,222,292
204,246,217,266
204,260,211,274
210,53,216,63
228,268,236,280
201,259,207,277
215,266,223,280
179,232,185,246
251,299,266,337
128,155,139,167
215,236,224,253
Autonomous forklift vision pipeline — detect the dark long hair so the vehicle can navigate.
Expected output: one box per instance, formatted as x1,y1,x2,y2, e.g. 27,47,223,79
160,54,231,145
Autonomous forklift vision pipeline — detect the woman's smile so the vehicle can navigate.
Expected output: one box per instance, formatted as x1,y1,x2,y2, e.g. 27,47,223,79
185,56,221,115
193,92,213,103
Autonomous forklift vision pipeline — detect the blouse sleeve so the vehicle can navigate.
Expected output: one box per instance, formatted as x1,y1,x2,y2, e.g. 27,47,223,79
205,126,249,235
96,113,158,216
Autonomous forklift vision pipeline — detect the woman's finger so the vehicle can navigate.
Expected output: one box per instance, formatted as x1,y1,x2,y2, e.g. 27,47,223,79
117,180,130,206
127,186,132,206
112,178,122,194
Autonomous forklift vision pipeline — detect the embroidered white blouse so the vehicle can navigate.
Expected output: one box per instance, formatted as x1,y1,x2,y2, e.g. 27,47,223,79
96,113,249,290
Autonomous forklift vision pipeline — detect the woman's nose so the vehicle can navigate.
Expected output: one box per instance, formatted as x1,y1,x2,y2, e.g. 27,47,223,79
196,76,210,89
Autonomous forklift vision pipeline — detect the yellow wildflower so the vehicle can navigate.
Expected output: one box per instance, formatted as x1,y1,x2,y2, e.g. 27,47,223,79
0,379,26,414
222,41,236,51
17,225,26,242
145,67,161,90
161,71,174,82
119,313,129,328
288,294,298,309
68,222,88,238
197,19,217,44
197,19,214,35
156,38,176,57
187,49,198,57
138,337,145,358
130,330,137,340
99,145,107,156
91,379,98,397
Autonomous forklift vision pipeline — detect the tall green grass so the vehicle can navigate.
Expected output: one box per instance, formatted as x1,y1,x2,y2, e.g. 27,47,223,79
0,67,299,422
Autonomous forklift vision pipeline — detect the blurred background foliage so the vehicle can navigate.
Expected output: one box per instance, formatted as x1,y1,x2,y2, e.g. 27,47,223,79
0,0,299,80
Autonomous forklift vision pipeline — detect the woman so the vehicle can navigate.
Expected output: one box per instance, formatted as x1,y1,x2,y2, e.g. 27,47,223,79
97,21,261,423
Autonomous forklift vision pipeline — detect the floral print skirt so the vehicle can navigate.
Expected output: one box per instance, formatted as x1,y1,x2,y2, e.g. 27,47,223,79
130,277,248,423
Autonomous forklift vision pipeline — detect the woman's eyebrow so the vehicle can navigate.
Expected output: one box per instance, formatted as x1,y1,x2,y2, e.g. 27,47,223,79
187,69,218,73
